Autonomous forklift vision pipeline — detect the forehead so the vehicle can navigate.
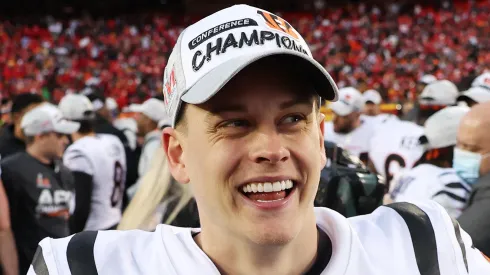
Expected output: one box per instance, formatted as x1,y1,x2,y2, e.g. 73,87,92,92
458,117,485,145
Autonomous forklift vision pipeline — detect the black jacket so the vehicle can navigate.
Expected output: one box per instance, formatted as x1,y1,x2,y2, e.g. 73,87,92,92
458,172,490,255
0,124,25,158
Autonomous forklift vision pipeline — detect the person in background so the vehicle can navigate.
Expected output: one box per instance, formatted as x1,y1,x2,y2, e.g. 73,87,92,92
0,178,18,275
457,86,490,107
86,91,138,208
368,80,459,186
126,98,167,199
362,89,382,117
457,102,490,255
59,94,127,232
113,111,138,152
387,106,470,218
1,103,78,274
324,87,374,163
403,74,438,121
0,94,44,158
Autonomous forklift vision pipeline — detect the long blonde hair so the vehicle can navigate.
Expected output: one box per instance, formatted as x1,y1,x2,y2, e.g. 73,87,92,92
117,146,193,230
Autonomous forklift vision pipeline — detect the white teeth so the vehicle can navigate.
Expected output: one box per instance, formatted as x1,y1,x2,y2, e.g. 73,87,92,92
272,182,281,192
241,180,295,193
257,183,263,192
264,182,273,192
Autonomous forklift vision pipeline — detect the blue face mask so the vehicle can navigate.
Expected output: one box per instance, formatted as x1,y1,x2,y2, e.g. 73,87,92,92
453,147,488,184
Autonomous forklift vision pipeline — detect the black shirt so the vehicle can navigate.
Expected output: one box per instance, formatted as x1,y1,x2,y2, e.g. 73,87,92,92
1,152,75,274
0,124,25,158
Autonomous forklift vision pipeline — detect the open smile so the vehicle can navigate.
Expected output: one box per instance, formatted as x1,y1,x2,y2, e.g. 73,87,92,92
238,179,297,210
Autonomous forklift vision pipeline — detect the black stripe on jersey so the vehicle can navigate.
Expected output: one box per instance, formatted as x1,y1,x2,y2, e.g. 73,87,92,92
451,218,468,272
32,245,49,275
445,182,471,193
432,190,467,203
386,202,441,275
67,231,99,275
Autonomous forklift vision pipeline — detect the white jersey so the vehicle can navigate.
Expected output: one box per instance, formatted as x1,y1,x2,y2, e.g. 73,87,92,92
369,120,425,185
63,134,127,230
28,201,490,275
324,117,374,161
389,164,471,219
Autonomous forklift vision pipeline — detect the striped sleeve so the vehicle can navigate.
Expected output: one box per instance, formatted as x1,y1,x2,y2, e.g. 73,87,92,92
28,231,100,275
387,201,490,275
431,172,471,218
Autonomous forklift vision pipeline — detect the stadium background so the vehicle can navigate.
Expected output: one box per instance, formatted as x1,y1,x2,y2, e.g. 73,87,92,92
0,0,487,121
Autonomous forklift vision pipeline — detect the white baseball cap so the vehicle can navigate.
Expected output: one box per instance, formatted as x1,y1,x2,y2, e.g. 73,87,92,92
21,103,80,136
363,89,382,105
106,97,118,111
58,94,95,121
457,86,490,104
420,105,470,149
329,87,364,116
162,5,338,127
418,80,458,106
129,98,168,123
419,74,437,85
471,72,490,91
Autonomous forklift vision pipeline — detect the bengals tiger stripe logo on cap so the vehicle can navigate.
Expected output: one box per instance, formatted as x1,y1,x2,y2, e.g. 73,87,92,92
256,10,299,39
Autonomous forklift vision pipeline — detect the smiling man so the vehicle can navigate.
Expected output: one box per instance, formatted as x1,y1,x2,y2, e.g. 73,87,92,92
28,5,490,275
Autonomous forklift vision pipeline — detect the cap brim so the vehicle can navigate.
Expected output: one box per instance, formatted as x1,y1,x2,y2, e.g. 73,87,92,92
457,90,490,103
128,104,144,113
329,101,354,116
53,120,80,134
181,50,338,105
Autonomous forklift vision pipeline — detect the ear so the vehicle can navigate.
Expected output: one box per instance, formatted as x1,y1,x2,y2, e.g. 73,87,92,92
162,127,190,184
318,113,327,167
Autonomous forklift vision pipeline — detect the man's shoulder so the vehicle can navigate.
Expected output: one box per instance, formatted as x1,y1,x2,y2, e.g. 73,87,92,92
31,225,198,274
1,151,29,167
346,201,481,274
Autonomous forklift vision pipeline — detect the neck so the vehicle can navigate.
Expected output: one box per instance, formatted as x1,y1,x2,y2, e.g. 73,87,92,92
26,146,52,165
72,131,95,142
196,209,318,275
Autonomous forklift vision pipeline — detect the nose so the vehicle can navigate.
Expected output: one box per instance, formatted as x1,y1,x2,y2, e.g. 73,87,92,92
249,132,290,164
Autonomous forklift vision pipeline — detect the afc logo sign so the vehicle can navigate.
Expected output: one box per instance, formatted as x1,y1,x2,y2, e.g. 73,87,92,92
256,10,299,39
163,67,177,105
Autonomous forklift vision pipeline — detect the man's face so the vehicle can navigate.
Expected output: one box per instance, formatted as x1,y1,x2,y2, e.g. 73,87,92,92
456,118,490,175
135,113,152,136
332,112,358,133
38,132,69,159
363,102,379,116
165,62,326,246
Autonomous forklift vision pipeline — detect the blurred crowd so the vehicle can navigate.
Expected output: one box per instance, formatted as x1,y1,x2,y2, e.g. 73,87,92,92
0,1,489,108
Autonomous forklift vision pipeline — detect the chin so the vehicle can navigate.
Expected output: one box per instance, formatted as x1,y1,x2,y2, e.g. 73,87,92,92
245,219,301,246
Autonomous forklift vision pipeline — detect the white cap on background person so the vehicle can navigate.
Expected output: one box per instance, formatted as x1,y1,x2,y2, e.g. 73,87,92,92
58,94,95,121
161,5,338,127
21,103,80,136
420,105,470,149
418,80,459,106
329,87,363,116
419,74,437,85
457,86,490,105
129,98,168,123
106,97,118,111
471,72,490,91
363,89,382,105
